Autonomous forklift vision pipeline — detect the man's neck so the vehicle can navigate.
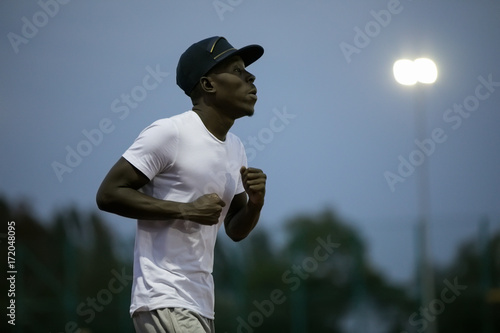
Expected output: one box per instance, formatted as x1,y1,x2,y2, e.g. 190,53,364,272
192,106,235,141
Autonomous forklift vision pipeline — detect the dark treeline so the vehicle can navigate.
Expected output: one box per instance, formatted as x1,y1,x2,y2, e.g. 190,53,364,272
0,196,498,332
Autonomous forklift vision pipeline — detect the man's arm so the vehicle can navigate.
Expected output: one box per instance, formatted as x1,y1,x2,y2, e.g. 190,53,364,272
224,167,266,241
96,157,225,225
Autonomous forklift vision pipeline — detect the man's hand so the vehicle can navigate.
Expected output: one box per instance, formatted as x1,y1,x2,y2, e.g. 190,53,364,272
240,167,266,206
223,167,266,241
182,193,226,225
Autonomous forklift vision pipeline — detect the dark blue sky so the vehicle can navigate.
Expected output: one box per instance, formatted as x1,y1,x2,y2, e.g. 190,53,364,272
1,0,499,283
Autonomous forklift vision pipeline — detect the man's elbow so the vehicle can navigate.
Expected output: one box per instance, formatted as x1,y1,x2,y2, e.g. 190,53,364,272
226,230,248,242
229,235,246,242
96,187,115,213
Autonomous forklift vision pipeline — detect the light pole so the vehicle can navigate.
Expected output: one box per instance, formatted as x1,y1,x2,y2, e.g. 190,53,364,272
393,58,438,333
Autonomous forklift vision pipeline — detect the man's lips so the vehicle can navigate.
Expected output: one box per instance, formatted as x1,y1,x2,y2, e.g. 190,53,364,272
248,88,258,99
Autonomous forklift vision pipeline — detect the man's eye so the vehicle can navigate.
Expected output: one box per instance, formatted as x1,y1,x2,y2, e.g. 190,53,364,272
234,67,242,73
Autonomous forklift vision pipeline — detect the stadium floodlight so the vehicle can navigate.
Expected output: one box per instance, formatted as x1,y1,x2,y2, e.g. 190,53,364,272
393,58,437,86
392,56,438,333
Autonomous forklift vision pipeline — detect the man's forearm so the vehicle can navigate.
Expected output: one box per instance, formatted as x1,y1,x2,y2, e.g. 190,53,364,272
225,201,263,241
97,186,188,221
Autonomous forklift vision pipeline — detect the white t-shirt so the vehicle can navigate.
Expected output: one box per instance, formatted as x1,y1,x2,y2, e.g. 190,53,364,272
122,110,247,319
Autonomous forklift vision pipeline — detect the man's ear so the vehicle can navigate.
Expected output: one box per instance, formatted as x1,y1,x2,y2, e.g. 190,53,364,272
199,76,216,94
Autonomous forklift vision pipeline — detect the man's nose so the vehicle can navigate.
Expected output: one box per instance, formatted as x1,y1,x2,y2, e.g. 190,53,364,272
246,70,255,83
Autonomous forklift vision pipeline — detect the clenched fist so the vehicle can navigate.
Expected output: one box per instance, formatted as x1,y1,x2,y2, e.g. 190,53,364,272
240,167,266,207
182,193,226,225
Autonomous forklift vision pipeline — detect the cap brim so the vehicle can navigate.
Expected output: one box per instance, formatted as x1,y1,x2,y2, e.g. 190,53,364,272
217,44,264,68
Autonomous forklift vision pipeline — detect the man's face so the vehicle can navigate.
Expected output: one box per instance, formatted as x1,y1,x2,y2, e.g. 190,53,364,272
206,56,258,118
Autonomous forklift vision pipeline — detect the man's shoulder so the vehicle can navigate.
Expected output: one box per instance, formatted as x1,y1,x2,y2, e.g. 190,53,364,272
144,111,194,133
226,132,245,150
152,110,193,124
226,131,241,142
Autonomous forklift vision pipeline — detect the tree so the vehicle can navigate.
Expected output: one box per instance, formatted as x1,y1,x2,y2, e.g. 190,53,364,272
431,221,500,333
215,209,415,333
0,196,135,332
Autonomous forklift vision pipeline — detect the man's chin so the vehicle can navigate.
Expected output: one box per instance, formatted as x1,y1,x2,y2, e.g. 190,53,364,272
239,106,255,118
232,105,255,119
248,102,257,115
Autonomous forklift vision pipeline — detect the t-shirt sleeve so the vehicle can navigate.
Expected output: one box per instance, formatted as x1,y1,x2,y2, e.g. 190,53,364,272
122,119,179,180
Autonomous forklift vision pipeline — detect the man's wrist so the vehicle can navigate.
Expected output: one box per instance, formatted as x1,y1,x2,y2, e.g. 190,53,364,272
247,199,264,212
165,201,192,220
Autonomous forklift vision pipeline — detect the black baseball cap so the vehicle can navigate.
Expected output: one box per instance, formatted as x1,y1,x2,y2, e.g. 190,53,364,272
176,36,264,96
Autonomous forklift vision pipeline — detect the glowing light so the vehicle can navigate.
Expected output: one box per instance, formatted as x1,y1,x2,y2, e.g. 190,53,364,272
414,58,438,84
393,58,438,85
